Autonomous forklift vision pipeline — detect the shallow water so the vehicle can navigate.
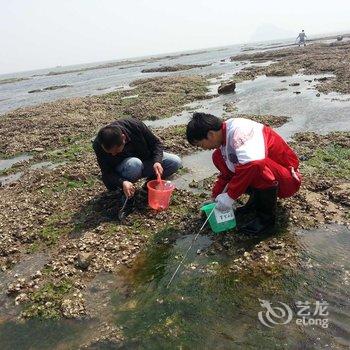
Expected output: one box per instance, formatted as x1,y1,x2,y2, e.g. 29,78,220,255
0,154,32,171
110,224,350,349
0,319,95,350
144,100,204,128
234,74,350,139
172,150,217,192
1,225,348,349
0,154,32,186
0,160,63,186
29,161,63,171
0,252,51,320
0,172,23,186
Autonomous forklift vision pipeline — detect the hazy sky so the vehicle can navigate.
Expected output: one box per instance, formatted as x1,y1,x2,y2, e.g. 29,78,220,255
1,0,350,74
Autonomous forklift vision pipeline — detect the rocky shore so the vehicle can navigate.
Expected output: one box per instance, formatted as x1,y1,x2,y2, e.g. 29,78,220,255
0,38,349,348
0,77,29,85
1,116,348,324
230,41,350,94
0,75,210,156
30,50,210,78
141,64,210,73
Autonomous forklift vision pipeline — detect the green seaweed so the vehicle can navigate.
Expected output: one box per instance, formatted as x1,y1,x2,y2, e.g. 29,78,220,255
23,280,73,319
37,212,72,245
302,144,350,179
46,140,93,163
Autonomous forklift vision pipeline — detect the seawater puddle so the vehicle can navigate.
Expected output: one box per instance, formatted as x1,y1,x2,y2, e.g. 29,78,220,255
0,161,63,186
0,264,114,350
142,71,350,140
29,161,63,171
172,150,217,192
0,232,216,350
144,103,196,128
0,252,51,320
84,271,127,321
121,94,139,100
144,95,226,129
0,154,32,171
149,71,350,139
0,319,96,350
108,224,350,349
294,225,350,348
144,76,229,129
0,172,23,187
0,154,31,186
234,73,350,139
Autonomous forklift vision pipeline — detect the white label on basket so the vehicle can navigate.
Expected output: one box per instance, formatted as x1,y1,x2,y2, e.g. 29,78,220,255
214,208,235,223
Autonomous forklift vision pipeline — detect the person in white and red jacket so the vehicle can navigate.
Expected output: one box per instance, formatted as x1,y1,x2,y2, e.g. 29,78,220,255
186,113,301,235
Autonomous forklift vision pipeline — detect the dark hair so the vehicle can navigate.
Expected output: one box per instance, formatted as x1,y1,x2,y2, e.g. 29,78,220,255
97,125,123,150
186,112,222,145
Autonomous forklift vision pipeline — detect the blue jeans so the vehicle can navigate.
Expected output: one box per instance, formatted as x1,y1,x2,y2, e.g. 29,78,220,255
116,152,182,183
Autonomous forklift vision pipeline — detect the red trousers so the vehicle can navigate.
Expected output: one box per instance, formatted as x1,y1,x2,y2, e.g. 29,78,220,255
212,126,301,199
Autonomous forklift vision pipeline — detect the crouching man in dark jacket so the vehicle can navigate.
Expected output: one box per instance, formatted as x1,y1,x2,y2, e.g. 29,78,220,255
93,118,182,210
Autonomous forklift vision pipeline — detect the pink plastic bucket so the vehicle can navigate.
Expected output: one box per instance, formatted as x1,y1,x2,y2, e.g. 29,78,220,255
147,180,175,210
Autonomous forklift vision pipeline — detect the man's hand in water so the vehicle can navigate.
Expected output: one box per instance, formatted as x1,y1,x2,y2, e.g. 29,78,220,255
215,193,235,212
153,162,164,178
123,181,135,198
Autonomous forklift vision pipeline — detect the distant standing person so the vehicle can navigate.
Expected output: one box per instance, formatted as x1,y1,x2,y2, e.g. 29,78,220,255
296,30,307,46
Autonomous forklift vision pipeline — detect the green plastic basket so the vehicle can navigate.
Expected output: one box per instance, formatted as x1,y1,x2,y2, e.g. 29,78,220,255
200,202,236,234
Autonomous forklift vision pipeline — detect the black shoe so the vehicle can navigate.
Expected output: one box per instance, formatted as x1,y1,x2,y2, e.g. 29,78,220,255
240,185,278,235
239,215,275,235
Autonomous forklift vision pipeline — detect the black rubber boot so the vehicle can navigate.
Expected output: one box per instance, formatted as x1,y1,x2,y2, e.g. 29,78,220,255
235,187,256,215
240,185,278,235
